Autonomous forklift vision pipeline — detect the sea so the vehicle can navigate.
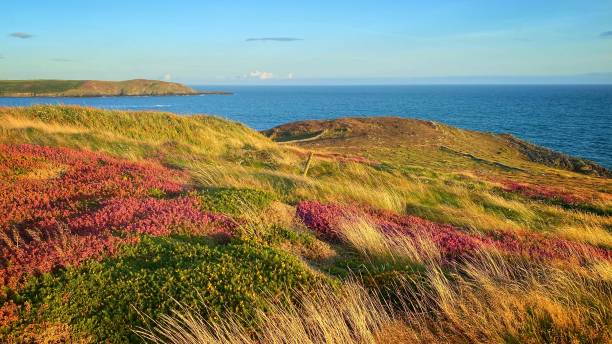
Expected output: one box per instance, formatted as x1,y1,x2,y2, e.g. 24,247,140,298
1,85,610,168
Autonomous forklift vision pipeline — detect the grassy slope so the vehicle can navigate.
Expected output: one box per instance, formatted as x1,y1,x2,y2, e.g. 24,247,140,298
0,105,274,160
0,79,207,97
264,116,610,177
1,105,611,343
265,117,611,240
2,105,610,242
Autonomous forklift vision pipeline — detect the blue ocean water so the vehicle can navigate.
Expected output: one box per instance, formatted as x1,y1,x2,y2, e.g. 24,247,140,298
1,85,610,168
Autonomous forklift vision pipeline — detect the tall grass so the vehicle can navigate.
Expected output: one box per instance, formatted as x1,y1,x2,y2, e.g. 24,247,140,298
338,218,440,265
139,221,612,344
402,253,612,343
2,105,610,245
2,106,610,343
137,283,391,344
0,105,279,160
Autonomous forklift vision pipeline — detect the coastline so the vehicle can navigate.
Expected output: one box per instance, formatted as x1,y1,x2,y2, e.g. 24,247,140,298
0,91,233,98
0,79,233,98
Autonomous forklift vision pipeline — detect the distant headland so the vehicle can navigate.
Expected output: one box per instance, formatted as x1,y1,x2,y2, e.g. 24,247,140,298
0,79,232,97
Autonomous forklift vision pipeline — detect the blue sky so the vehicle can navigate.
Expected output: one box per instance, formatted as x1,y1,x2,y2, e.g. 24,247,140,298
1,0,612,84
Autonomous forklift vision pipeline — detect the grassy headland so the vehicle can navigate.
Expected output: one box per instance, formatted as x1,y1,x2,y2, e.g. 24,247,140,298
0,79,231,97
0,105,610,343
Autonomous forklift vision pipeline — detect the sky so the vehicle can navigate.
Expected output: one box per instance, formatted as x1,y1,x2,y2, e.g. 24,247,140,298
1,0,612,84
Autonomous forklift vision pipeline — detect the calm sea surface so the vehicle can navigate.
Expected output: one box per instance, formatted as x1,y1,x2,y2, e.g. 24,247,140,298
1,85,610,167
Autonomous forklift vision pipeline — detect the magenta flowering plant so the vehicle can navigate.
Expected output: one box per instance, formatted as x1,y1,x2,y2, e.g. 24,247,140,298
0,144,186,232
296,201,611,263
500,180,582,206
68,196,238,237
0,232,136,290
296,200,490,261
0,144,237,291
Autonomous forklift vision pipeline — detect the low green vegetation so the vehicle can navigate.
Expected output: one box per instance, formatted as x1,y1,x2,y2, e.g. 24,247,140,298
7,235,318,343
194,187,276,216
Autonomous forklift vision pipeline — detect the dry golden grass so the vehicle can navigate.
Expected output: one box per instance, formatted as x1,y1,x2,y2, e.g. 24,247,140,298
2,105,611,343
338,218,440,265
404,253,612,343
140,249,611,344
2,116,88,135
137,283,391,344
0,105,288,162
192,156,612,251
3,105,609,248
323,182,406,213
17,162,66,180
559,224,612,248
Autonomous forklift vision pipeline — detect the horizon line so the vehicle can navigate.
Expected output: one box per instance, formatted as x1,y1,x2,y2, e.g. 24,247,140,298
193,82,612,87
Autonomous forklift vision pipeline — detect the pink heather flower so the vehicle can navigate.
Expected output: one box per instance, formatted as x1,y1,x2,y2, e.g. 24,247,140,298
501,180,582,205
0,144,238,292
296,201,611,263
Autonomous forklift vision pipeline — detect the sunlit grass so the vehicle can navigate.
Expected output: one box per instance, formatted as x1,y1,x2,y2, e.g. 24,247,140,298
2,105,611,343
140,243,612,344
338,218,440,265
2,105,609,243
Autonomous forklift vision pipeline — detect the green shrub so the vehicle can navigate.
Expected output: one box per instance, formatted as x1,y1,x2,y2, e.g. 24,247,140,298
373,162,395,173
308,161,342,178
12,235,317,343
194,187,275,216
481,200,522,222
240,224,316,247
420,187,462,208
223,144,280,169
148,187,166,198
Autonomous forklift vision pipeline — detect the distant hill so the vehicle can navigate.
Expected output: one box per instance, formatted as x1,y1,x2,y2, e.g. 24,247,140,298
263,116,611,177
0,79,231,97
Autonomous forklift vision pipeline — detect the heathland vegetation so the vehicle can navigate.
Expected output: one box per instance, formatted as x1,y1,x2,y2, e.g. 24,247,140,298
0,79,231,97
0,105,610,343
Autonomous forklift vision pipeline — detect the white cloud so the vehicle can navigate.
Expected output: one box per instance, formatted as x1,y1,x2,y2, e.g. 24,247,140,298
249,70,274,80
162,73,172,81
235,71,295,81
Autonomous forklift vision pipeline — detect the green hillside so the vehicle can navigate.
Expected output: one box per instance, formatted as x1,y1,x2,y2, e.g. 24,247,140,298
0,79,229,97
0,105,610,343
